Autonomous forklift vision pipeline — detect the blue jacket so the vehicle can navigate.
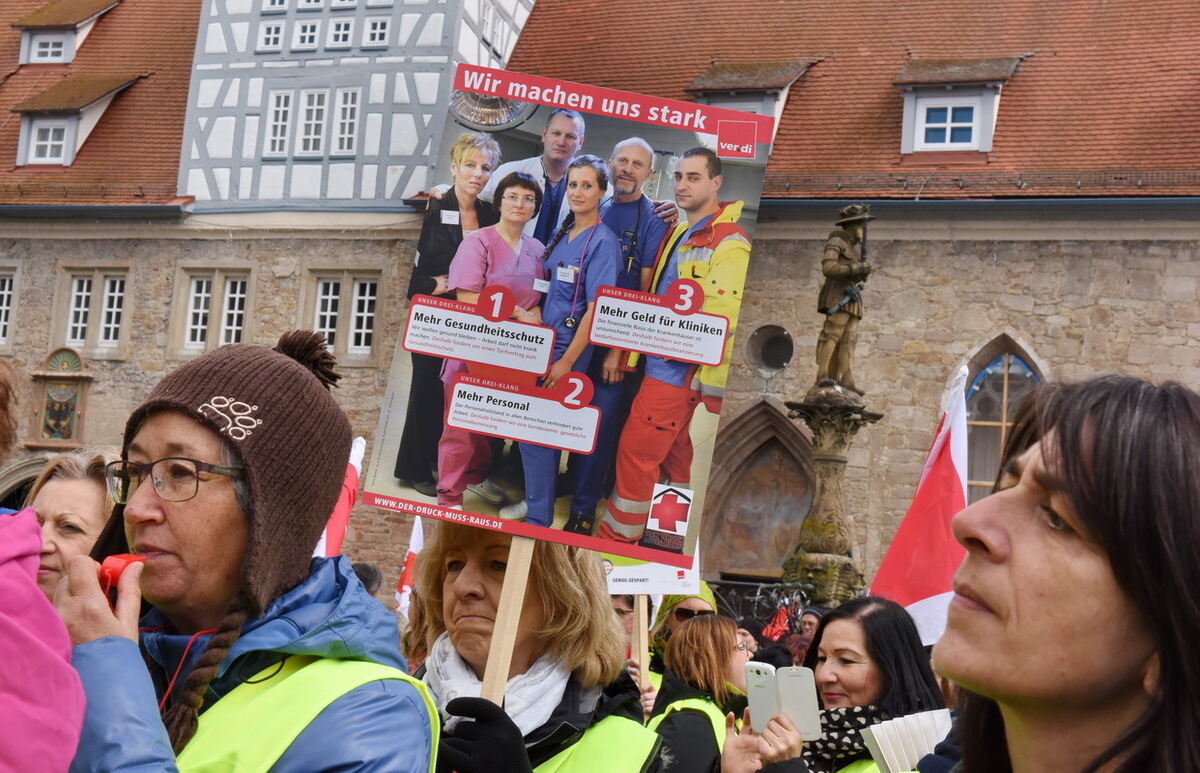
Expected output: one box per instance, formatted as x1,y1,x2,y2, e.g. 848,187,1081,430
70,556,432,772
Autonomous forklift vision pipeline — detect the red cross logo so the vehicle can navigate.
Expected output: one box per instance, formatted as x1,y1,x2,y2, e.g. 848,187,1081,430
651,493,691,533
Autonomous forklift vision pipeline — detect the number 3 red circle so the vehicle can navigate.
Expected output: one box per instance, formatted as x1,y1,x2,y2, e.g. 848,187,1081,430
666,279,703,315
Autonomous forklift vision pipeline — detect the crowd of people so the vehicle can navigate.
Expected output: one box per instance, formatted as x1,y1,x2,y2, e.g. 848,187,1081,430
0,320,1197,771
1,111,1198,773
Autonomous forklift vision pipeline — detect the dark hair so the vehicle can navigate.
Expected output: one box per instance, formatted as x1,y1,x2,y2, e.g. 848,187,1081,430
958,376,1200,773
751,643,793,670
352,562,383,595
494,171,542,217
803,596,944,716
540,154,609,261
612,594,636,609
544,107,585,134
681,146,721,178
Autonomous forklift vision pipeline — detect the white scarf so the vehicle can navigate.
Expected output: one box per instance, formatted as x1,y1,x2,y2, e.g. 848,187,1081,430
423,632,572,737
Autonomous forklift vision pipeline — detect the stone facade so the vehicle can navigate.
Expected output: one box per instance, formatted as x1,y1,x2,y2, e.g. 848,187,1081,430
718,199,1200,579
2,197,1197,596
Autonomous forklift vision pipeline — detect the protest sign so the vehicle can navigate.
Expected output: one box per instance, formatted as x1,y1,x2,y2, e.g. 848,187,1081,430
364,64,773,570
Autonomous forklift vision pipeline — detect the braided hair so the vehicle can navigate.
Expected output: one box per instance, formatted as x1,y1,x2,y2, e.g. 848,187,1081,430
540,154,610,262
162,592,252,751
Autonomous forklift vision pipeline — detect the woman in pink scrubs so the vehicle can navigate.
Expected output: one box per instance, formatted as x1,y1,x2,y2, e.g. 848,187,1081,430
436,172,546,509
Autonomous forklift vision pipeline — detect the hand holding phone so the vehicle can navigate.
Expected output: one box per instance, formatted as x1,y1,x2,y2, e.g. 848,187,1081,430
744,662,823,739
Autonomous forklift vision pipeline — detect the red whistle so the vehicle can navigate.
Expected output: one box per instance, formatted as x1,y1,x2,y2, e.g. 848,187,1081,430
98,553,146,595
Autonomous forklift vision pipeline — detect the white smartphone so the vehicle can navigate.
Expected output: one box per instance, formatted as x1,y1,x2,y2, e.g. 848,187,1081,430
776,666,823,740
744,661,779,733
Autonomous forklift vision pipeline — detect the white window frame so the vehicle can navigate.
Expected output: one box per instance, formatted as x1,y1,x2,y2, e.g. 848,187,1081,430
0,272,15,347
331,0,357,6
292,20,321,51
366,0,393,5
262,0,288,11
29,119,69,165
326,18,354,48
257,21,284,52
306,270,382,362
333,88,359,155
913,95,983,151
349,279,377,354
265,90,293,157
298,0,324,8
184,276,213,349
362,17,390,47
220,276,249,346
172,268,254,356
296,89,328,156
66,275,92,347
58,268,130,356
98,276,125,348
30,32,68,62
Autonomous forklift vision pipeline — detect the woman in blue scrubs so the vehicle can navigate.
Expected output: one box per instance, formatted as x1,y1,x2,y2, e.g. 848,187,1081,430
501,155,620,527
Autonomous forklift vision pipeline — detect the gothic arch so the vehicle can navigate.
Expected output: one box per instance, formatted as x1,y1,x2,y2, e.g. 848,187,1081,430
702,401,816,579
0,454,49,505
953,330,1050,391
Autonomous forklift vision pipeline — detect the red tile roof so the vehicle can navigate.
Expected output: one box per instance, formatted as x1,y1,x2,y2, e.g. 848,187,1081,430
14,0,120,29
507,0,1200,199
0,0,201,205
12,74,137,112
688,61,813,93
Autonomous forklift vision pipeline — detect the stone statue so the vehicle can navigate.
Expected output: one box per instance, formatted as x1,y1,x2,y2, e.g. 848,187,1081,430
814,204,874,395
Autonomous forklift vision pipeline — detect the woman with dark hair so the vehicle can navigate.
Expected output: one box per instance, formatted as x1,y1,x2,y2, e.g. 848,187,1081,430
498,154,620,528
436,171,546,511
725,596,943,773
648,614,751,773
933,375,1200,773
396,132,501,496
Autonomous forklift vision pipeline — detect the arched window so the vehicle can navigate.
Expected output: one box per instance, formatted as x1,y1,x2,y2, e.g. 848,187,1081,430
965,353,1040,503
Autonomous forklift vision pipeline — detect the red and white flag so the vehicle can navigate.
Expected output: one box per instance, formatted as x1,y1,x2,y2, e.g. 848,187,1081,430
395,516,425,619
871,366,969,642
314,437,366,557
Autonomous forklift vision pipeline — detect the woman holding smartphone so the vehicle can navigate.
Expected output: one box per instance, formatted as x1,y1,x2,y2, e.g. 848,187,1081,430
724,597,943,773
498,155,620,527
649,614,752,773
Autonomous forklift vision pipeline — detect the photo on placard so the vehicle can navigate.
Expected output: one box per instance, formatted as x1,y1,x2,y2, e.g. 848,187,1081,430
363,64,774,569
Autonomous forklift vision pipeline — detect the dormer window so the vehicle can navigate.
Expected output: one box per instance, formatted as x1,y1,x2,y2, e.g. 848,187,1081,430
687,60,814,146
895,57,1021,156
12,75,137,166
915,97,980,150
31,32,68,62
14,0,121,65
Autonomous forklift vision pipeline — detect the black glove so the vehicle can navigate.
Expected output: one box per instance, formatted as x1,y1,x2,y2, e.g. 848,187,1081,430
437,697,533,773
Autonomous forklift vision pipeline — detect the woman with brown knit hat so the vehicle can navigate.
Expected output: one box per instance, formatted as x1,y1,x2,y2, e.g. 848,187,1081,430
54,332,438,772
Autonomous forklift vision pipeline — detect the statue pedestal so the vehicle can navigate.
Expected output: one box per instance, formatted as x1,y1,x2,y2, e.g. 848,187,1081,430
782,383,882,606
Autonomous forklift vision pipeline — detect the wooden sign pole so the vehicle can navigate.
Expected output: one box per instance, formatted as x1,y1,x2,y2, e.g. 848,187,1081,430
634,594,651,719
481,535,536,704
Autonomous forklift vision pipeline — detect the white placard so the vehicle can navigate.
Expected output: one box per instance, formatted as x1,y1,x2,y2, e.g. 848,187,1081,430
404,298,554,374
446,379,599,454
590,291,728,365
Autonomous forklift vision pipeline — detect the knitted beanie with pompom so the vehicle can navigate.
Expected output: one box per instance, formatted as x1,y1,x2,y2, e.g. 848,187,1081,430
120,331,352,616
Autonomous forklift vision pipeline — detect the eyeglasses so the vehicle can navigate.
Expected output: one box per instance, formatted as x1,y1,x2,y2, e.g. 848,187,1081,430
673,607,716,624
106,458,245,504
501,193,537,206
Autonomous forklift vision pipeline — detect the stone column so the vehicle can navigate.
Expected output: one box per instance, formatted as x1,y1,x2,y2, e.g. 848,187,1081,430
782,384,881,606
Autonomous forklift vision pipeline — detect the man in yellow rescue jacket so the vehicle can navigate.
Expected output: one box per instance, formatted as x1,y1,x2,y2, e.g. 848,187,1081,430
597,147,750,546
